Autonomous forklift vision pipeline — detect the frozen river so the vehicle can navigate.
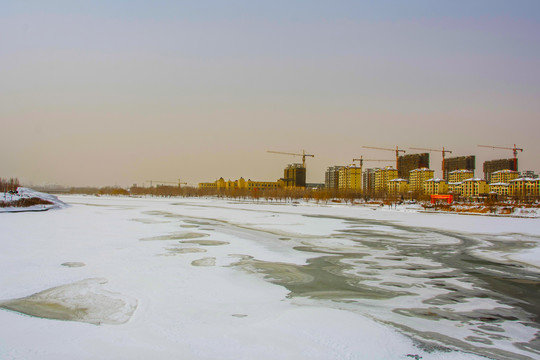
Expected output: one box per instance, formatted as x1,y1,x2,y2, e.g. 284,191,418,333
1,195,539,359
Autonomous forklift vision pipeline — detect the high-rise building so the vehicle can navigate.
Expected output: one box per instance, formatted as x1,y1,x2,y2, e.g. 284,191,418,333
483,159,517,183
283,164,306,187
461,178,489,197
444,156,475,180
448,169,474,183
325,166,343,190
388,178,409,195
409,168,435,194
338,166,362,191
490,169,519,184
424,178,448,195
398,153,429,179
375,166,398,193
520,170,538,179
509,178,539,197
363,168,378,195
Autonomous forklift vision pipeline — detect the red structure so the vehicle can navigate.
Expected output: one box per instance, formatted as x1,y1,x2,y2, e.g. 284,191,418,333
430,194,453,204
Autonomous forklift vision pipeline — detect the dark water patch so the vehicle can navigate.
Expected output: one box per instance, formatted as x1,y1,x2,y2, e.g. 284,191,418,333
163,247,207,254
181,240,229,246
180,225,199,228
396,325,534,360
183,220,214,226
191,257,216,266
477,325,505,333
140,232,209,241
465,336,493,345
293,246,369,257
131,218,169,224
380,282,413,289
232,314,248,318
279,237,291,241
61,262,85,268
231,254,413,300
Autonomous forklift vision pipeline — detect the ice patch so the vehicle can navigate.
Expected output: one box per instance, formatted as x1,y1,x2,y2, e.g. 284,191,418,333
0,278,137,325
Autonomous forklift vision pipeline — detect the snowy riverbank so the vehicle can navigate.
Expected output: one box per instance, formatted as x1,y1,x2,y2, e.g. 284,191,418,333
0,188,67,213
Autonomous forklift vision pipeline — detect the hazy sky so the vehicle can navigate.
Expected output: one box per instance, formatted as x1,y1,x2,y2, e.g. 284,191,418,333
2,1,539,186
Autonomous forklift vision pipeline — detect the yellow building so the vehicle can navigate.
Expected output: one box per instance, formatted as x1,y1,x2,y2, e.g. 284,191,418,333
509,178,537,197
424,178,448,195
199,177,283,191
448,169,474,183
198,182,218,190
461,178,489,197
489,183,510,197
375,166,398,193
388,178,409,195
448,182,462,195
409,168,435,194
338,166,362,191
490,169,519,185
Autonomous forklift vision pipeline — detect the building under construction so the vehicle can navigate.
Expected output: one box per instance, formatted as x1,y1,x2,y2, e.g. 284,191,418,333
443,156,476,180
398,153,429,179
325,166,343,190
283,164,306,188
483,159,518,183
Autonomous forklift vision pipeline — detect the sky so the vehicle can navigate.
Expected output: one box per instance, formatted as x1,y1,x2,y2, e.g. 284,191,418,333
1,1,540,187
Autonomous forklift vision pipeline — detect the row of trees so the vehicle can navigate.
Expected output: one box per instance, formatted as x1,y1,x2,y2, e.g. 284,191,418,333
1,178,20,193
61,185,539,204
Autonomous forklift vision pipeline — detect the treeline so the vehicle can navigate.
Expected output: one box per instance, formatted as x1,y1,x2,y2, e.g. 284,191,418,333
0,178,20,192
63,185,539,204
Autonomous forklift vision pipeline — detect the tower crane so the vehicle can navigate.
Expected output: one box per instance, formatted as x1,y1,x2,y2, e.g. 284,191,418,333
409,147,452,179
146,179,187,187
267,150,314,168
478,144,523,171
477,144,523,159
352,156,394,168
362,146,405,169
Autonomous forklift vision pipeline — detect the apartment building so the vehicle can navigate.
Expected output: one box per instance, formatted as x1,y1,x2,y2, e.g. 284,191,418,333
490,169,519,184
374,166,398,193
388,178,409,196
338,166,362,191
325,166,343,190
509,178,538,197
461,178,489,197
409,168,435,194
489,183,510,196
448,169,474,183
424,178,448,195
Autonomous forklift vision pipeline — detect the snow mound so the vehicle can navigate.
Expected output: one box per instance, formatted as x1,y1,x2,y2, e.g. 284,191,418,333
0,187,67,213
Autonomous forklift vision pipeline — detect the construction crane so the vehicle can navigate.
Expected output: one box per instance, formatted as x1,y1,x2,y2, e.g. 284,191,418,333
267,150,314,168
145,179,187,187
478,144,523,172
410,147,452,179
362,146,405,169
478,144,523,159
352,156,394,168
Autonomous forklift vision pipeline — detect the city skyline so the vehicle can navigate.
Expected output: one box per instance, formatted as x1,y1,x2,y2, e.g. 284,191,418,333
2,1,539,187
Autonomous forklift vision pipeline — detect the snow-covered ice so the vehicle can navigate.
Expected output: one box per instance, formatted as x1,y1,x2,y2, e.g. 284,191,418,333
1,195,539,359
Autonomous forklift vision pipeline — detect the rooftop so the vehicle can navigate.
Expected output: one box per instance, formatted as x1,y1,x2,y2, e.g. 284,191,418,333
449,169,473,174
